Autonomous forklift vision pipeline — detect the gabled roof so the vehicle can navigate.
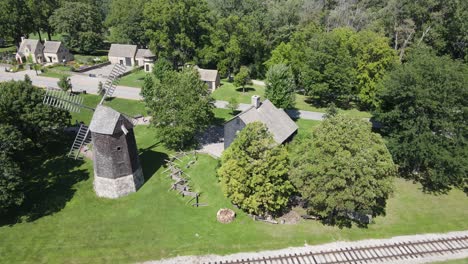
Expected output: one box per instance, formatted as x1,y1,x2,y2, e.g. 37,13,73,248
108,44,138,58
135,49,155,58
89,105,133,135
43,41,62,54
17,39,42,55
231,99,298,144
197,68,219,82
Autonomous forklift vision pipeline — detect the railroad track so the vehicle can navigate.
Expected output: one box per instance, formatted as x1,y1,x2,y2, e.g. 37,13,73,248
205,235,468,264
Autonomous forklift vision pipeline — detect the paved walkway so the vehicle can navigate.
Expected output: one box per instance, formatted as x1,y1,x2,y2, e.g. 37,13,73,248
144,230,468,264
0,70,326,121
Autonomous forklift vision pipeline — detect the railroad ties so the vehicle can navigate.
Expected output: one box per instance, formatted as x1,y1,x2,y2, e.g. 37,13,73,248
205,235,468,264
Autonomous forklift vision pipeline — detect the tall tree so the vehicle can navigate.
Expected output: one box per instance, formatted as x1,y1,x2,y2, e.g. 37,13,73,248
265,64,296,109
49,2,103,53
374,47,468,194
106,0,148,46
144,0,211,68
0,0,33,47
142,68,214,149
218,122,294,216
27,0,60,41
290,115,396,227
233,66,251,93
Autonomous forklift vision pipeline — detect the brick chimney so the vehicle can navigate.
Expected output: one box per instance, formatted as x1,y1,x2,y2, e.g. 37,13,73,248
251,95,261,108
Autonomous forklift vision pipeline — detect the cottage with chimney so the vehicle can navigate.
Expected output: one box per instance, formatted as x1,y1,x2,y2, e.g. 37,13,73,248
108,44,156,72
224,95,298,149
15,38,73,64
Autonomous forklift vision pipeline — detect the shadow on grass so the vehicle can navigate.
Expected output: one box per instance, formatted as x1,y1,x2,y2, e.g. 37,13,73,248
235,87,256,93
0,154,88,226
139,144,168,182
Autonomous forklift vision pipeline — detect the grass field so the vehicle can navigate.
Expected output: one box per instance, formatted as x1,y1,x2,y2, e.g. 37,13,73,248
212,81,372,118
0,45,16,53
118,69,148,88
39,71,70,79
0,122,467,263
71,94,147,124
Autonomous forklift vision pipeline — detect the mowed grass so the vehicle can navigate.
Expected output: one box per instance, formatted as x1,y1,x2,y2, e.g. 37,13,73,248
0,123,467,263
118,69,148,88
39,71,71,79
212,80,372,118
71,94,147,124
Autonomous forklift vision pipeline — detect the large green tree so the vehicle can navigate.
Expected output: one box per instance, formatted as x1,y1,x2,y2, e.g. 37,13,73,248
49,2,103,53
105,0,148,46
144,0,211,68
218,122,294,216
0,0,33,47
27,0,59,41
265,64,295,109
142,68,214,149
290,115,396,227
0,80,71,214
374,47,468,193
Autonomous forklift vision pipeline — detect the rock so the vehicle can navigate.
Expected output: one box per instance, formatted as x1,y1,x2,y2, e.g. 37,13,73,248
217,208,236,224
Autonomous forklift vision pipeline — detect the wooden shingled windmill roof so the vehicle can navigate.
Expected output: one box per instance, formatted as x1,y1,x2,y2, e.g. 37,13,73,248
89,105,134,135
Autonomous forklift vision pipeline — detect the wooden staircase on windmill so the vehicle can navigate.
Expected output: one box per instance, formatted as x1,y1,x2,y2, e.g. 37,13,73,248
68,124,92,160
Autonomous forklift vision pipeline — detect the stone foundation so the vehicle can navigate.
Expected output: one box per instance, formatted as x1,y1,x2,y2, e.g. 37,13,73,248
93,167,144,199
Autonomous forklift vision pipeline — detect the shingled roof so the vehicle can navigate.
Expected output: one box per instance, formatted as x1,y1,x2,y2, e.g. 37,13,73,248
17,39,42,55
135,49,155,58
197,68,219,82
89,105,134,135
43,41,62,53
233,99,298,144
108,44,138,58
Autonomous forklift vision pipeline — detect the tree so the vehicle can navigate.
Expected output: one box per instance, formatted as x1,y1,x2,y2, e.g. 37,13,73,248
152,58,172,80
97,81,105,95
0,0,33,47
57,76,72,93
144,0,211,68
233,66,251,93
218,122,294,216
265,64,295,109
323,102,338,119
27,0,60,41
289,115,396,227
49,2,103,53
227,97,238,115
374,47,468,193
142,68,214,149
105,0,147,46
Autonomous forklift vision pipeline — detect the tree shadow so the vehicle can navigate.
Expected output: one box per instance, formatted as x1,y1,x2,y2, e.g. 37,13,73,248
0,155,88,226
138,144,169,182
235,87,256,93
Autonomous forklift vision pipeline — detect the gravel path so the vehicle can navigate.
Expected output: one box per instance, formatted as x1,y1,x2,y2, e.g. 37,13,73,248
143,231,468,264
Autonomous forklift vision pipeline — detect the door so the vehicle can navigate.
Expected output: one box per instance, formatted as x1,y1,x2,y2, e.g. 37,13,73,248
125,57,132,66
119,59,124,65
145,64,150,72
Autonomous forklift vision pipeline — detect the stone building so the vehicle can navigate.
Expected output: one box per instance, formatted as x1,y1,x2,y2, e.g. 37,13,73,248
224,95,298,149
89,105,144,198
15,38,73,64
43,40,74,63
197,67,220,92
108,44,155,72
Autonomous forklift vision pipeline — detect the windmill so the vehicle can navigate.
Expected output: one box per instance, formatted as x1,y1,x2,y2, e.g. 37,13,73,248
43,64,144,199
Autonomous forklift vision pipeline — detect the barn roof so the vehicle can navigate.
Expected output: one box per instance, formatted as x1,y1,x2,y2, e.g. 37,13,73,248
197,68,219,82
232,99,298,144
17,39,42,55
108,44,138,58
43,41,62,54
89,105,133,135
135,49,155,58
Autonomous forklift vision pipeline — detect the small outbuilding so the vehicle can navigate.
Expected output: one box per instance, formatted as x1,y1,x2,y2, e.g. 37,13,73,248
108,44,138,67
197,67,220,92
135,49,156,72
43,40,73,63
224,95,298,149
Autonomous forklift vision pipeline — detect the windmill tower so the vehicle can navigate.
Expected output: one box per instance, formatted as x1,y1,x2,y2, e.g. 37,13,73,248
43,64,144,199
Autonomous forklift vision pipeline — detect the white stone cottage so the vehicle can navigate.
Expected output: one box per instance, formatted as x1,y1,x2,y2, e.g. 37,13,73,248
196,67,220,92
108,44,156,72
16,38,73,64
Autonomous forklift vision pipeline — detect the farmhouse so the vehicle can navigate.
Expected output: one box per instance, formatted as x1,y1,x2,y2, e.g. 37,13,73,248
224,95,298,149
196,67,220,92
108,44,155,72
15,38,73,64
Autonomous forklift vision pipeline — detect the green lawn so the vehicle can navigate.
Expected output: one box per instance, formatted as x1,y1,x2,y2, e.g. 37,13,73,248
0,45,16,53
118,69,148,88
39,71,70,79
212,80,372,118
71,94,147,124
28,32,62,41
0,123,467,263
